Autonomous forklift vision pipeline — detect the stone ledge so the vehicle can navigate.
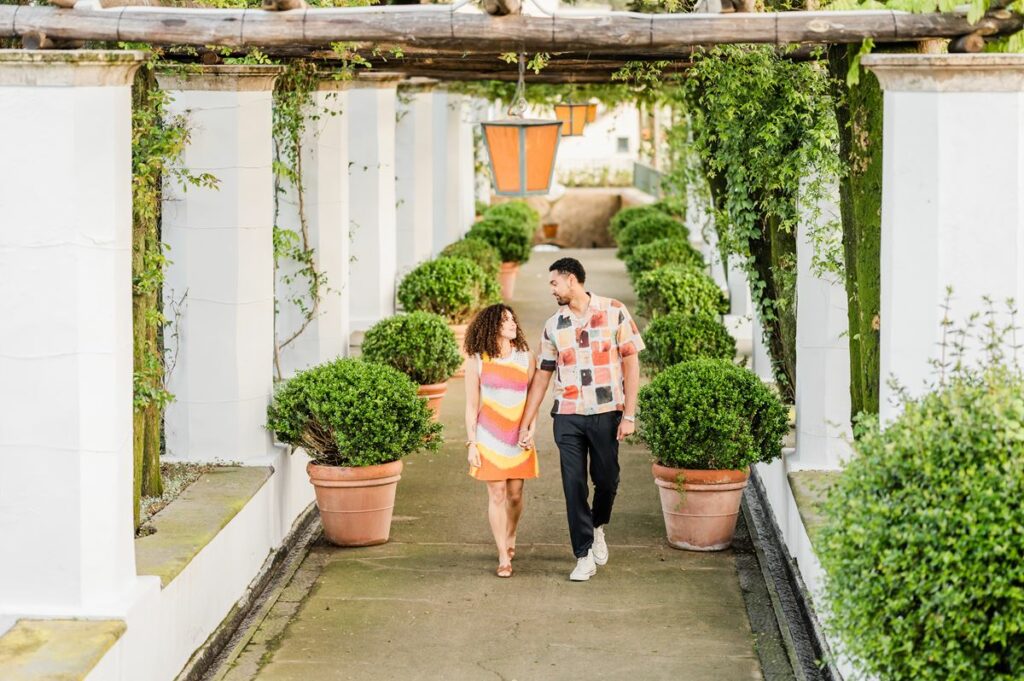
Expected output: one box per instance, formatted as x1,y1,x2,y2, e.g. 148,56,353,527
787,469,841,549
135,466,273,587
0,619,125,681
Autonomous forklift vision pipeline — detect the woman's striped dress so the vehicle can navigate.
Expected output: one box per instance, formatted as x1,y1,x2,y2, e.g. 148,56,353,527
469,350,539,481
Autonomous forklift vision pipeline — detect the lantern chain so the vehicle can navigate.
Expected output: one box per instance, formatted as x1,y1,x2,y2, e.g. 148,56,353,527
508,52,528,118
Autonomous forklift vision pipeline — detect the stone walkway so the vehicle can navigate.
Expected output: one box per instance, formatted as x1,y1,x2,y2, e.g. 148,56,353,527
223,248,765,681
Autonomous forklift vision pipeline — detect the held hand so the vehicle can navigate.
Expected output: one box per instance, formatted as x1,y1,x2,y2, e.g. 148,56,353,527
467,444,481,468
616,418,635,442
518,421,536,449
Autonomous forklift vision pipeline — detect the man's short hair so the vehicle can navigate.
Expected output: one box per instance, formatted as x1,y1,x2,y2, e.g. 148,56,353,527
549,257,586,284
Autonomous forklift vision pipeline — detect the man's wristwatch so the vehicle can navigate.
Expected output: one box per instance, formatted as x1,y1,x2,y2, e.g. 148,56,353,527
623,415,636,423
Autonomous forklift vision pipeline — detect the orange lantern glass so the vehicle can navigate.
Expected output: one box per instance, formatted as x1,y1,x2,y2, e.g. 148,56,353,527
586,101,598,123
554,102,589,136
482,118,562,197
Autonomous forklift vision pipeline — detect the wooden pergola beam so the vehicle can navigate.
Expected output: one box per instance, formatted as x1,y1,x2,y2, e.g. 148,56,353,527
3,6,1020,52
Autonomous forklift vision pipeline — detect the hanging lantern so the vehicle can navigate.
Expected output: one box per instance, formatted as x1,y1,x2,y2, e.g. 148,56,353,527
481,54,562,197
586,100,598,123
554,102,589,137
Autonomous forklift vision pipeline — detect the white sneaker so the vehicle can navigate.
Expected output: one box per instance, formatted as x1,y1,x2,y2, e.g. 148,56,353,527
570,550,597,581
593,526,608,566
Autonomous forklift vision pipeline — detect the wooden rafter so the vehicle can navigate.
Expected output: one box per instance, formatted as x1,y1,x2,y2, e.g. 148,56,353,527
2,5,1020,53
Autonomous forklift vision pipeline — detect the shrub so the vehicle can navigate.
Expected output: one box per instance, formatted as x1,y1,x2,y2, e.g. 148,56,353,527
266,358,442,467
817,367,1024,681
634,264,729,318
637,358,787,469
467,215,533,264
361,312,463,385
625,237,704,283
651,195,687,221
485,200,540,238
616,212,689,260
608,205,664,240
397,257,500,325
439,238,501,279
640,312,737,374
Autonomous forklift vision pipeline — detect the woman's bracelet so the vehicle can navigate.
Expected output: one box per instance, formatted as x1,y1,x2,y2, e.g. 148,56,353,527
465,440,476,448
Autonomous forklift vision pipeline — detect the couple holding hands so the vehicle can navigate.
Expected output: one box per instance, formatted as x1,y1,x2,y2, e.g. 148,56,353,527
463,257,645,581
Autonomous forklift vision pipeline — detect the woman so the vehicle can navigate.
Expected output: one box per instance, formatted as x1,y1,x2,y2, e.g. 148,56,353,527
464,303,539,578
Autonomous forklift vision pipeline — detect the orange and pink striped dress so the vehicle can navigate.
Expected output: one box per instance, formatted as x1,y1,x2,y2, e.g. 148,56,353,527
469,350,539,481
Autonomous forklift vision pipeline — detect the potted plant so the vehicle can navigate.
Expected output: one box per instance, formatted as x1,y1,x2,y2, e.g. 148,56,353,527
361,312,463,420
639,312,737,375
467,214,533,301
397,257,500,376
485,200,540,241
624,237,704,285
439,237,501,279
637,358,787,550
633,264,729,319
266,359,442,546
543,221,559,239
608,204,666,241
615,212,689,260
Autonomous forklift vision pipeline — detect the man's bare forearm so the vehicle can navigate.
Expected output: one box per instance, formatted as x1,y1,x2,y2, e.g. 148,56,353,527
622,353,640,417
521,369,553,427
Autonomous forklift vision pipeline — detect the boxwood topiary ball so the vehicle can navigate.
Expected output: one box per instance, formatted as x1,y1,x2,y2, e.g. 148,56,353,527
637,358,786,470
634,264,729,319
266,358,443,467
361,312,463,386
818,368,1024,681
439,238,502,279
484,201,539,239
640,312,737,375
616,213,689,260
625,237,705,284
397,257,500,325
609,205,665,241
467,215,533,264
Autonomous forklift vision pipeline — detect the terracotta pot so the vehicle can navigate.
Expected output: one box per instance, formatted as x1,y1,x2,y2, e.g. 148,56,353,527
652,463,749,551
499,261,519,300
542,222,559,239
417,382,448,421
307,460,403,547
449,323,468,378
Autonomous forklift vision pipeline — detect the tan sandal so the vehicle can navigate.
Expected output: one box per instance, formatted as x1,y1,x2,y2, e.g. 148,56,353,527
496,564,513,578
508,547,515,561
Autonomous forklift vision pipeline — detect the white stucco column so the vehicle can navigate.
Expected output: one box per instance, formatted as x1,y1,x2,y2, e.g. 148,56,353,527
863,55,1024,421
158,66,281,461
751,310,775,383
793,179,852,470
726,255,751,316
0,51,144,615
348,73,400,333
396,78,437,277
277,75,351,377
432,88,476,253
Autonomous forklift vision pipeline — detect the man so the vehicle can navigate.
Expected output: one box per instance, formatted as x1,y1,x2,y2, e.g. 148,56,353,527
519,257,644,581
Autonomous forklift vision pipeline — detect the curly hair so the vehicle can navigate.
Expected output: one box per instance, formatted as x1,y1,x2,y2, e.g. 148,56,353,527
464,304,529,358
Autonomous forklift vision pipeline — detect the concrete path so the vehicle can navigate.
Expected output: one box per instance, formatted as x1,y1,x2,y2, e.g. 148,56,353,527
229,249,764,681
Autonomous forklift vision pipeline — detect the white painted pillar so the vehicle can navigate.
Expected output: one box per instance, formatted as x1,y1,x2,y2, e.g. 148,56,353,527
432,88,476,254
751,310,775,383
472,98,494,209
726,254,751,316
0,51,144,615
277,76,351,377
863,55,1024,421
395,78,437,278
347,73,400,334
793,179,852,470
158,66,280,462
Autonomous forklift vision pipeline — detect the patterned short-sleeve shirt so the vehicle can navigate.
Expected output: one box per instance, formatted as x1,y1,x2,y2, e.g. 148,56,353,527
538,293,645,416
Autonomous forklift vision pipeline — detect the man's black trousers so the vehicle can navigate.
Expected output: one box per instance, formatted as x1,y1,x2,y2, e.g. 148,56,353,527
553,411,622,559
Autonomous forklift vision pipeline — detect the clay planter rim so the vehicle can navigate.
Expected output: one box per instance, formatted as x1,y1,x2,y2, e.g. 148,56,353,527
652,462,749,491
500,261,520,274
417,382,449,398
307,459,403,488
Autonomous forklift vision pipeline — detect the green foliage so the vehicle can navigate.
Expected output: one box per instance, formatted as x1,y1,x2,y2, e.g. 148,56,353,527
485,200,540,238
609,205,666,240
266,359,442,467
640,313,737,375
651,196,687,221
615,212,689,260
361,312,463,386
397,257,500,325
818,367,1024,680
439,238,502,279
467,215,533,264
680,45,840,402
634,264,729,319
625,237,704,284
637,359,787,469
